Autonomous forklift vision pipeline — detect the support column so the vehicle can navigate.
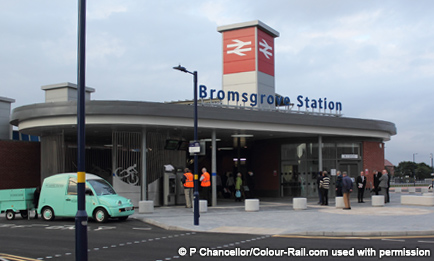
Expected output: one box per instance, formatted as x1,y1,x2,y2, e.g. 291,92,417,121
141,129,147,200
111,132,117,184
318,135,323,171
212,130,217,206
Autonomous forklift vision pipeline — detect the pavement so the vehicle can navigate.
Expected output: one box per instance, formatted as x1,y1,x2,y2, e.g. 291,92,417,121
132,192,434,237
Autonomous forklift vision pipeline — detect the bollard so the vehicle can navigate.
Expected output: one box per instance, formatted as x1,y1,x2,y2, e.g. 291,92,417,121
293,197,307,210
245,199,260,212
371,195,385,207
139,200,154,214
335,197,345,208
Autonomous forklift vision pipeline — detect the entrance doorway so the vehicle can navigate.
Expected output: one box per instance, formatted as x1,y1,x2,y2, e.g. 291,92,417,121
338,162,360,179
280,161,301,197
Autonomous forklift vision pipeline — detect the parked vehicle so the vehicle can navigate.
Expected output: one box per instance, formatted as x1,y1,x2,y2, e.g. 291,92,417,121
37,173,134,223
0,188,36,220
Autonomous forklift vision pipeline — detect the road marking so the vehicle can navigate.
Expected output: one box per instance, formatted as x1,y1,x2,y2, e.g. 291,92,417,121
274,235,434,240
94,226,116,231
133,227,151,230
158,234,270,261
418,240,434,244
382,239,405,242
0,253,40,261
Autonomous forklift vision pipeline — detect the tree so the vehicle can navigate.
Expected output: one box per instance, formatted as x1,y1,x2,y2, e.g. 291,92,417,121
395,161,433,181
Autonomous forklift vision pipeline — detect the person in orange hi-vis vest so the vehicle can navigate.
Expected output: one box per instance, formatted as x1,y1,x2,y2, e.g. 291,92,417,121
200,167,211,206
182,168,194,208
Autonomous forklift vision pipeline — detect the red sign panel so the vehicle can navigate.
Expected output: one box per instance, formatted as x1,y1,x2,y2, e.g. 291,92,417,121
222,27,255,75
257,29,275,76
223,27,275,76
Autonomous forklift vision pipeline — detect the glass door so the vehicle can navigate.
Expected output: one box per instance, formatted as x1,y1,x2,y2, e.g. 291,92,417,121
280,161,301,197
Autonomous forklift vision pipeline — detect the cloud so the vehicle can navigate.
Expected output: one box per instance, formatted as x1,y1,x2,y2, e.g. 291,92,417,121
2,0,434,166
87,1,128,20
198,0,252,26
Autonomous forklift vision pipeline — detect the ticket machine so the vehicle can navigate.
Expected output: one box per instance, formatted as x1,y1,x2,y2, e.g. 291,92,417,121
163,171,176,206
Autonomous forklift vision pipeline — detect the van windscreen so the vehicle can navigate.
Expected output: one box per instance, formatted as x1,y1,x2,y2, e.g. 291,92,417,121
87,179,116,196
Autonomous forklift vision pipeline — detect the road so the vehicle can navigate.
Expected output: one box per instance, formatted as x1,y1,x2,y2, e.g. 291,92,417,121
0,217,433,260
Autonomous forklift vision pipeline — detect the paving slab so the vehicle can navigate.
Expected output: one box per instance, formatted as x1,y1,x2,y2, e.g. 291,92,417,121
132,193,434,236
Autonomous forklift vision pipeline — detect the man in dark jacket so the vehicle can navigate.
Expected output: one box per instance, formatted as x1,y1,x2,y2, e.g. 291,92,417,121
246,171,255,198
373,170,381,195
317,172,323,205
335,171,343,196
342,172,353,210
356,171,367,203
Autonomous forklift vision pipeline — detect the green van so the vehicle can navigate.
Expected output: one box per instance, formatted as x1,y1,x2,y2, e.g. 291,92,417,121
37,173,134,223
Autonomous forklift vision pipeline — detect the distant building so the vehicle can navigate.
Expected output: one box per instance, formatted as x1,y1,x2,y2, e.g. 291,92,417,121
385,159,395,176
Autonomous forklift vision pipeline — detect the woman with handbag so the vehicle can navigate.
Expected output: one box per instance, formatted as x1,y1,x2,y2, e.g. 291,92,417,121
235,172,243,202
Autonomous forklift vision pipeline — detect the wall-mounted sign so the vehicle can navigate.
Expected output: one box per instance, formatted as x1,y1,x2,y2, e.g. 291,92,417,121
199,85,343,113
341,154,359,159
189,141,201,154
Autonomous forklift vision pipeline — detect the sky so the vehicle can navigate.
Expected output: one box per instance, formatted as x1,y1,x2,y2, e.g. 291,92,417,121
1,0,434,167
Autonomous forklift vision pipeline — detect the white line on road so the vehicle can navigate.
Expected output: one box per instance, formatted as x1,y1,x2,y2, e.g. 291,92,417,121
381,239,405,242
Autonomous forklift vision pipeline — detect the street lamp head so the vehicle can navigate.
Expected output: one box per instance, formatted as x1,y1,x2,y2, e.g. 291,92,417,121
173,64,188,73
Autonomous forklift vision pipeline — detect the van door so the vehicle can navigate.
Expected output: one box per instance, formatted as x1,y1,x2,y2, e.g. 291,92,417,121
63,178,79,216
64,178,98,217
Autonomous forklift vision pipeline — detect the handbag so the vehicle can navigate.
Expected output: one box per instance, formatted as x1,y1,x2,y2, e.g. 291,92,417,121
235,190,241,198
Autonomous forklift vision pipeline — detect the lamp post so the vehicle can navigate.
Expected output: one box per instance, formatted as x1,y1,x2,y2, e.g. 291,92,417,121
430,153,433,172
173,65,199,226
413,153,417,186
76,0,88,260
430,153,434,188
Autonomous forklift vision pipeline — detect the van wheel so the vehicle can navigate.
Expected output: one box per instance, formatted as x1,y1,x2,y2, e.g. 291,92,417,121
42,207,55,221
118,216,128,221
20,210,28,219
6,210,15,220
94,208,108,223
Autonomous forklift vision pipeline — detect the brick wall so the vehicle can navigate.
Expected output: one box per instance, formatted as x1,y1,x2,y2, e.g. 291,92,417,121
0,140,41,189
362,141,385,189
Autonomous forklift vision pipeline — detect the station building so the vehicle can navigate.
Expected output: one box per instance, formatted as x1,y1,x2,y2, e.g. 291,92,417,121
8,21,396,205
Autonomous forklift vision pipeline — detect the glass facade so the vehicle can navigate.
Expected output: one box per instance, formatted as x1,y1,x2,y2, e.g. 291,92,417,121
281,141,361,198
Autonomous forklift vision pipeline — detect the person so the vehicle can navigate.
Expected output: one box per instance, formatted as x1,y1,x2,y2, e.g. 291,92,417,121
200,167,211,206
246,171,255,198
356,171,367,203
316,172,323,205
378,169,389,203
335,171,343,197
226,172,235,198
33,187,41,219
216,173,223,198
342,171,353,210
181,168,194,208
235,172,243,202
373,170,381,195
319,171,330,205
386,171,391,203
